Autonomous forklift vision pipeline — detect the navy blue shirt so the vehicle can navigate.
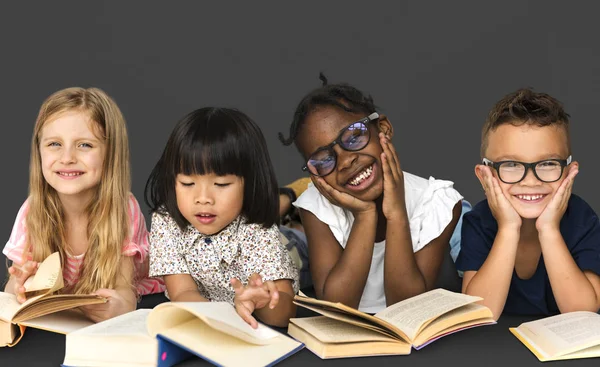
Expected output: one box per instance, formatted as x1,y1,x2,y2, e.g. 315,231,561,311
456,194,600,316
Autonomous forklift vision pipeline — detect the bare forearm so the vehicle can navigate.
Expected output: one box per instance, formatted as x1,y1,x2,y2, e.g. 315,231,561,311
464,227,520,320
170,289,209,302
540,229,600,313
115,286,138,313
321,213,377,308
384,216,426,304
254,292,296,327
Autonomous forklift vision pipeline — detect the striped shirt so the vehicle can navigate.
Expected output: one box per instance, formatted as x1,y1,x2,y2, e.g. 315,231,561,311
3,195,165,296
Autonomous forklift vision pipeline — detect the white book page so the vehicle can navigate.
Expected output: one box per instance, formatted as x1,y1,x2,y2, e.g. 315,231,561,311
148,302,278,345
520,311,600,357
374,289,480,341
0,292,21,322
70,309,152,337
19,309,93,334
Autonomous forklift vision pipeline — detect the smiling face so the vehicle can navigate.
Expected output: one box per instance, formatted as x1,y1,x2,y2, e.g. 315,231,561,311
175,173,244,235
39,111,106,204
480,123,575,219
296,106,391,202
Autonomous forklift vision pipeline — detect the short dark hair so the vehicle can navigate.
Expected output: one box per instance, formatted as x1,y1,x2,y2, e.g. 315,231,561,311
278,73,378,153
145,107,279,229
481,88,571,157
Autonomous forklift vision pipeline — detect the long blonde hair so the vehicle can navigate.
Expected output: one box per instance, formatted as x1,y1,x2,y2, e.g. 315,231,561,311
26,87,131,294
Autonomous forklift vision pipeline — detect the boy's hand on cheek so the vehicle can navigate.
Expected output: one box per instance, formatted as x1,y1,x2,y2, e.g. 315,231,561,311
231,273,278,329
379,133,407,221
536,166,578,233
479,166,521,229
313,176,375,215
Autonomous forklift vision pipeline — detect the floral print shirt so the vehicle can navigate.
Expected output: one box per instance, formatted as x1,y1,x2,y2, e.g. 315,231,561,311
149,211,299,304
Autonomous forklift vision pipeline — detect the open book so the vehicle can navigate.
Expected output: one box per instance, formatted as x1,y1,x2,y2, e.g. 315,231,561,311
63,301,304,367
510,311,600,361
0,252,105,347
288,288,496,358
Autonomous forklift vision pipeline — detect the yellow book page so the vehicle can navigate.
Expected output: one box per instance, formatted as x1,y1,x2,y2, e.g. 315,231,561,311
289,316,402,344
0,292,22,322
158,317,302,367
147,302,278,345
19,309,93,334
511,312,600,360
23,252,64,296
374,289,482,341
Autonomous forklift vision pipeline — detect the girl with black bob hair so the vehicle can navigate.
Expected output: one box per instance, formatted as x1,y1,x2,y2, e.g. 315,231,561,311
279,74,469,313
146,107,298,328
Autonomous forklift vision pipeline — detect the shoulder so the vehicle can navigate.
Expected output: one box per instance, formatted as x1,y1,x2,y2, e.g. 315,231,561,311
10,198,31,227
238,220,280,240
561,194,600,238
150,207,184,234
564,194,598,223
462,199,497,233
403,171,463,203
294,182,345,218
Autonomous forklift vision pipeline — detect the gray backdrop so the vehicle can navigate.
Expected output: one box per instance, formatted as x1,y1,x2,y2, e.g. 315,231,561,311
2,1,600,281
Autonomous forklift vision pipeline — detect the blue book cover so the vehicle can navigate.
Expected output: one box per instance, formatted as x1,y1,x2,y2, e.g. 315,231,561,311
155,333,305,367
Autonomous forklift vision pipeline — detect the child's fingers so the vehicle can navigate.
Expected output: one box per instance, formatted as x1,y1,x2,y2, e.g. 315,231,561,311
380,133,401,179
236,304,258,329
381,152,393,186
249,273,263,287
313,177,339,206
230,278,244,295
265,281,279,309
379,137,398,183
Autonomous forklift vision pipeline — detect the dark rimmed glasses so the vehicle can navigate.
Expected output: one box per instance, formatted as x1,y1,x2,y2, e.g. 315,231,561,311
482,155,572,184
302,112,380,177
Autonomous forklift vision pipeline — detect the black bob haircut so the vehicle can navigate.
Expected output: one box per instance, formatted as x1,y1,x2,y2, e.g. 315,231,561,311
145,107,279,230
278,73,378,152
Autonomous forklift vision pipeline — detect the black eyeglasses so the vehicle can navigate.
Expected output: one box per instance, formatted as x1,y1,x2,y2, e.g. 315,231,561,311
302,113,379,177
482,156,572,184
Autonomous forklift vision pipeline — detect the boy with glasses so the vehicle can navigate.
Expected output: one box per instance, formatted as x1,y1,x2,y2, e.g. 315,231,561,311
456,88,600,320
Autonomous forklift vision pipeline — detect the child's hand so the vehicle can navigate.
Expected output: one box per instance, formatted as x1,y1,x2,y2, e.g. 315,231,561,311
79,289,131,323
536,166,578,232
8,260,39,303
312,176,376,215
231,273,278,329
478,165,521,229
379,133,408,221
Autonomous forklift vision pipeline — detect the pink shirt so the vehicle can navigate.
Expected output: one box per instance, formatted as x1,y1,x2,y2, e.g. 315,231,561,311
3,195,165,296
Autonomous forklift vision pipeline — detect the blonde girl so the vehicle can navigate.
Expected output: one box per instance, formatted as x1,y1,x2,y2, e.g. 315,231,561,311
4,87,164,322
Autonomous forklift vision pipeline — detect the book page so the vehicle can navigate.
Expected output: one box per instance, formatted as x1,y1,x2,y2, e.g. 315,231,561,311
374,289,481,341
23,252,64,296
70,309,151,336
516,311,600,358
158,318,303,367
14,294,106,322
0,292,21,322
290,316,402,344
147,302,278,345
19,309,93,334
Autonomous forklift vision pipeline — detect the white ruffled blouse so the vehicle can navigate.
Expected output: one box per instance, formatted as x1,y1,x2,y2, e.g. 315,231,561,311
293,171,463,313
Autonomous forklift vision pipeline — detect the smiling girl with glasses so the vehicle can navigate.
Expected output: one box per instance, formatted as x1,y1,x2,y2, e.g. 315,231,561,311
278,74,469,313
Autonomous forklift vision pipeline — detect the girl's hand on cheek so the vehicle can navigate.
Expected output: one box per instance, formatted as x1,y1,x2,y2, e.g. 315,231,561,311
379,133,407,221
312,176,376,215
